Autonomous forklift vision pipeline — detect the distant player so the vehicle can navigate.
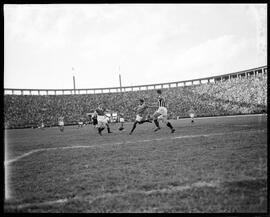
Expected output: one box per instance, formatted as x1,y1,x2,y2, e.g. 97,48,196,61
95,104,112,135
41,121,45,129
92,112,98,128
152,89,175,133
38,120,45,129
188,108,196,123
118,113,125,131
58,116,64,132
129,99,152,135
78,118,84,128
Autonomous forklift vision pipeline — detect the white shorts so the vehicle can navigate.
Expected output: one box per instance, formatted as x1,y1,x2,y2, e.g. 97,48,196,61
157,107,167,116
119,118,125,123
78,121,83,125
158,114,168,123
97,115,108,127
59,121,64,126
136,115,143,122
156,107,168,123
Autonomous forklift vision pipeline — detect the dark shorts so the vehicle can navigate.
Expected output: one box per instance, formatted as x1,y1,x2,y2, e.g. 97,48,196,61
93,118,98,125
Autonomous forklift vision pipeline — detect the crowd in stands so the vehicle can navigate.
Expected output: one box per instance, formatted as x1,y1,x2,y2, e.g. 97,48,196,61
4,74,267,129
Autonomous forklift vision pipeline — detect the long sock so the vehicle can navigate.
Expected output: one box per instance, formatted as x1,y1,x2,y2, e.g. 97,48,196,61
99,127,105,132
130,121,138,133
105,123,111,133
154,119,160,128
167,122,173,129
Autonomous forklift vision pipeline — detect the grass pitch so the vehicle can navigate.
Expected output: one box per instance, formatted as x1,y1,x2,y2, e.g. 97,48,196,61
4,114,268,213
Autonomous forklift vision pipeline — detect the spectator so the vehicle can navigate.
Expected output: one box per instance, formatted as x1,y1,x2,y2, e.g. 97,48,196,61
4,74,267,128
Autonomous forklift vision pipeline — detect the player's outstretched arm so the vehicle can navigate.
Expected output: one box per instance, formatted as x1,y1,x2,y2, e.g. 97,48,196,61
147,104,158,108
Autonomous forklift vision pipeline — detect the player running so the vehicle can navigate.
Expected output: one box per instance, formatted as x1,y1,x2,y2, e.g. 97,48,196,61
129,99,152,135
152,89,175,133
95,104,112,135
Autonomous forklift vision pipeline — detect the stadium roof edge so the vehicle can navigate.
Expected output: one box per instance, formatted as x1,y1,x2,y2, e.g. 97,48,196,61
4,65,267,93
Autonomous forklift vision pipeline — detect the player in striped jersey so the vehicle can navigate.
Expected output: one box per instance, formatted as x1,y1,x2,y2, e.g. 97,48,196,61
152,89,175,133
129,99,152,135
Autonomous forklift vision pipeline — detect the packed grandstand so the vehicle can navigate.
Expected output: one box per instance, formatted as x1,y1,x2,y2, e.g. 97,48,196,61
4,66,267,129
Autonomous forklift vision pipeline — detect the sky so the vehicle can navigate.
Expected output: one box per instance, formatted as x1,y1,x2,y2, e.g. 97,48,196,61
4,4,267,90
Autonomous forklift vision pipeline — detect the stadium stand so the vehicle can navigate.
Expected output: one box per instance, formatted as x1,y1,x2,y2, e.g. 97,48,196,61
4,71,267,129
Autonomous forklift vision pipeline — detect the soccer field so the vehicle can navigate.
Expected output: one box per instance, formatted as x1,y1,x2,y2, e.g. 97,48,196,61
4,114,268,213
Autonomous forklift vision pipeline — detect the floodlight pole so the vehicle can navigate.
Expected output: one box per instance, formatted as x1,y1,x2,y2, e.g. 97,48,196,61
73,75,76,94
119,74,122,92
119,65,122,92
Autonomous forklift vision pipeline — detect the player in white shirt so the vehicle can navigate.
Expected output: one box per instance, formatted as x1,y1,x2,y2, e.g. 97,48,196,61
188,108,196,123
58,116,64,132
41,121,45,129
78,118,84,128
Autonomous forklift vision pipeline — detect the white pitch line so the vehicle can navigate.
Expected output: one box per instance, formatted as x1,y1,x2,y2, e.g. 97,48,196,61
5,129,266,165
5,149,44,165
8,176,264,210
14,198,69,210
5,180,220,210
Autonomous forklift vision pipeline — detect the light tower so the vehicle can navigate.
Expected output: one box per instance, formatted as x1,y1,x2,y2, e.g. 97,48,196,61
118,66,122,92
72,67,76,94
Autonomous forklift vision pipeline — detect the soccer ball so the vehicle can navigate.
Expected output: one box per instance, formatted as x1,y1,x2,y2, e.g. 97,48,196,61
119,127,124,131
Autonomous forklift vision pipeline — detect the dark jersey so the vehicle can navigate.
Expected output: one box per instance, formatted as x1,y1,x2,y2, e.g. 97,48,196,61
158,96,166,107
92,116,98,125
95,107,105,116
136,103,148,115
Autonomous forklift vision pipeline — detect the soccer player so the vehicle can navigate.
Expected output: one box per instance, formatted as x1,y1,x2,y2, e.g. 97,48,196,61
152,89,175,133
41,121,45,129
91,112,98,127
188,108,195,123
78,118,84,128
129,99,152,135
95,104,112,135
118,113,125,131
58,116,65,132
